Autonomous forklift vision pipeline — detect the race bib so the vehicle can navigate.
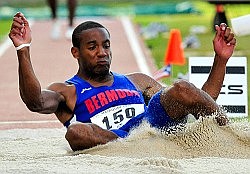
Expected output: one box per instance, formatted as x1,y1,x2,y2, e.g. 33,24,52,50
90,104,145,130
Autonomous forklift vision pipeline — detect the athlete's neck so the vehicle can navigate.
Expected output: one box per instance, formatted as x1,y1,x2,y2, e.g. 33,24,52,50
77,72,114,87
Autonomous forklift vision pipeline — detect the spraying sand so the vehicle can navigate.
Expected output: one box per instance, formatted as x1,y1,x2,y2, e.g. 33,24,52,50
0,116,249,174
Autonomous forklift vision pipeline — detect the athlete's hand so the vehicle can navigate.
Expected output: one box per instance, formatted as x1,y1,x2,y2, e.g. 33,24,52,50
9,12,31,47
213,23,236,63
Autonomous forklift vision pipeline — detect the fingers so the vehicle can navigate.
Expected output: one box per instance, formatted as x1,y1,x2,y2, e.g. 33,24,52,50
215,23,236,46
214,23,227,39
223,26,235,44
228,37,236,46
224,28,236,46
11,12,30,29
12,18,24,30
14,12,23,17
10,13,25,35
9,12,32,47
10,12,31,36
15,12,30,27
9,27,21,36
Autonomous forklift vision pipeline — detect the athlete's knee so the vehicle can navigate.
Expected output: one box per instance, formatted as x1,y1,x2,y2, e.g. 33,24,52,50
65,123,118,151
65,123,96,151
162,80,199,104
65,123,84,151
65,124,79,141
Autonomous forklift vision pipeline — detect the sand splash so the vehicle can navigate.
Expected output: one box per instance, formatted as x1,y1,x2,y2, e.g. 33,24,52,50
76,116,250,159
0,116,249,173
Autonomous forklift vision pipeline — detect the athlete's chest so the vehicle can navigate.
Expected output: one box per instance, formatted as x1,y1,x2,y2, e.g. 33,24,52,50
77,85,144,114
70,74,146,129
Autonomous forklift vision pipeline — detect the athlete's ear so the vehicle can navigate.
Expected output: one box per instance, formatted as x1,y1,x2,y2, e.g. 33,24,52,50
71,47,80,60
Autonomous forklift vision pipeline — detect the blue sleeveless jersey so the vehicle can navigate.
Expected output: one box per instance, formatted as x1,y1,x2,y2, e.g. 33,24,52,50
64,72,147,136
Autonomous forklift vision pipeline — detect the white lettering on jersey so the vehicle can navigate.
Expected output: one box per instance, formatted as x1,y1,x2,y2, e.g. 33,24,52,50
81,87,92,94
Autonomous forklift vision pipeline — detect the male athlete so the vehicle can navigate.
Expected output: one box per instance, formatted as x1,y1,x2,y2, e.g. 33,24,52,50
9,12,236,151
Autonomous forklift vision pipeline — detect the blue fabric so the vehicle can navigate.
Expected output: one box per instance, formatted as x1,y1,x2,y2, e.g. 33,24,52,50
144,90,187,129
111,91,186,137
64,72,146,125
144,90,175,128
64,73,186,138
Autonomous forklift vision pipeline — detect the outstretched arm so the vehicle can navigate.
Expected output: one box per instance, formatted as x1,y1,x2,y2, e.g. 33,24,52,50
202,23,236,100
9,12,64,113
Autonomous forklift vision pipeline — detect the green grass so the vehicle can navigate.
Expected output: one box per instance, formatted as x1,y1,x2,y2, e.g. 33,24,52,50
134,2,250,81
0,20,12,41
133,1,250,120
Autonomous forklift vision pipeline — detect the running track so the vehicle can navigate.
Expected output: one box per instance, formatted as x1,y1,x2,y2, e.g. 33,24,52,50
0,16,156,130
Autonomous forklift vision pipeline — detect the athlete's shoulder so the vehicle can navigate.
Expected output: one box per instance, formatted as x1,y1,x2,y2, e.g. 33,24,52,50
47,82,75,94
65,75,83,84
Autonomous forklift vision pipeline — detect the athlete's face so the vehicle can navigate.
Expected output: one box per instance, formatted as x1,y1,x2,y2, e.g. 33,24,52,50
73,28,112,77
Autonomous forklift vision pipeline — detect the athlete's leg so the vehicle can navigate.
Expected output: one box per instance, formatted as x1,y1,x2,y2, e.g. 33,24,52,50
65,0,77,39
67,0,77,27
65,123,118,151
145,90,187,129
47,0,57,19
160,80,228,126
47,0,61,40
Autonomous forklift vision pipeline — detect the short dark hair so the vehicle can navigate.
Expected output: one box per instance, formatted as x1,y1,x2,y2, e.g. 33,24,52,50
72,21,110,48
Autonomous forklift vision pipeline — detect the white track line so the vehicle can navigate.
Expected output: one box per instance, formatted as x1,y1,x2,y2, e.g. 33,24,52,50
0,37,12,58
0,20,57,126
0,120,59,125
121,16,151,76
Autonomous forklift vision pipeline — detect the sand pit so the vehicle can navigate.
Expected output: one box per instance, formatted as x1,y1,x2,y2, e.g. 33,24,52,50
0,117,250,174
